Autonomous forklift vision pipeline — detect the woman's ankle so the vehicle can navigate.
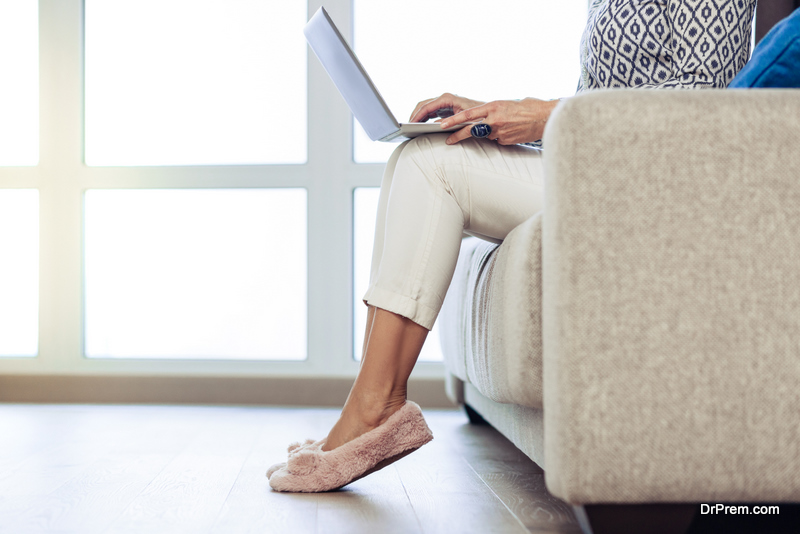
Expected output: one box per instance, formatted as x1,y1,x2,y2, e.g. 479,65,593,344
346,387,406,425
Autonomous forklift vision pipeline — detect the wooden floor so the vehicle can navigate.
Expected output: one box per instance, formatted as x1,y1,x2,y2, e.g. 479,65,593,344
0,404,581,534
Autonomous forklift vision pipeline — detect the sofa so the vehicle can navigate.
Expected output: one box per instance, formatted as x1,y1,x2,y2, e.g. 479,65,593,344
439,88,800,530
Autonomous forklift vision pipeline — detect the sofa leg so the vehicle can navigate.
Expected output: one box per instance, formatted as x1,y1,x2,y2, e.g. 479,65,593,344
463,404,489,425
573,504,696,534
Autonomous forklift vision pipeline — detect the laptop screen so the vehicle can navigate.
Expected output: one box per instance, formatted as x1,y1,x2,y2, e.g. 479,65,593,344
304,7,399,141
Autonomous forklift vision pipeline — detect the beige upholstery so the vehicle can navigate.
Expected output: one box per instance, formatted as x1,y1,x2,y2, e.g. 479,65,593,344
463,382,545,468
440,89,800,505
440,212,544,409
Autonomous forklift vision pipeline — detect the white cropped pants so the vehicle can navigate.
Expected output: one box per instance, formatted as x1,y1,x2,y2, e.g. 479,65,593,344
363,133,546,330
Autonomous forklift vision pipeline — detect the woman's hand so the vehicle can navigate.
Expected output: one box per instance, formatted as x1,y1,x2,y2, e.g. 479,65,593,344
409,93,485,123
440,98,561,145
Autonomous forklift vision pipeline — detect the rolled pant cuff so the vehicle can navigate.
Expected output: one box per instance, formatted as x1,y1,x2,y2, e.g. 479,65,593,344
363,285,438,331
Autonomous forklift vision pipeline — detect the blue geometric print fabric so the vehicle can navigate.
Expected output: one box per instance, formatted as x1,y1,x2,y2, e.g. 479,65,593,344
578,0,757,92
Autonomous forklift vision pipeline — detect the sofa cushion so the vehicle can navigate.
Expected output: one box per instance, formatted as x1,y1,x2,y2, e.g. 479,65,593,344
729,7,800,88
439,238,496,385
439,213,544,409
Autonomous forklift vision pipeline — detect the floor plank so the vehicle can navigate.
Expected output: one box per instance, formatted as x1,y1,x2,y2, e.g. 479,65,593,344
104,410,259,533
0,406,207,533
317,466,422,534
210,408,322,534
393,414,530,534
446,419,581,533
476,472,582,534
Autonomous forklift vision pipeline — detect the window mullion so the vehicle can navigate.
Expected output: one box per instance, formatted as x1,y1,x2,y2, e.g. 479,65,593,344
304,0,363,377
36,0,84,373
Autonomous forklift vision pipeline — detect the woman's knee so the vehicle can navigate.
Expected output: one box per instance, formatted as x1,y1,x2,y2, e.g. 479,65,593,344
394,134,464,192
401,133,450,161
393,133,458,188
389,134,471,223
381,138,414,185
392,138,437,191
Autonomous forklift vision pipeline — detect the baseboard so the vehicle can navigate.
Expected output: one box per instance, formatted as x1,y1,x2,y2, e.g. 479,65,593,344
0,374,456,408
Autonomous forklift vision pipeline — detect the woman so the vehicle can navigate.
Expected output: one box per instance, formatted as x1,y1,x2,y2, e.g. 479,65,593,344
268,0,757,492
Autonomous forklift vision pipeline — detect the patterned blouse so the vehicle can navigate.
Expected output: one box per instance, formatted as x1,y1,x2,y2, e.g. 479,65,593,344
578,0,757,92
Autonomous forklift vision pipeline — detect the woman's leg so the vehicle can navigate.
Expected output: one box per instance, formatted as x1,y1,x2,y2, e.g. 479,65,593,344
324,134,544,451
324,307,427,450
325,141,426,450
359,305,376,366
356,140,410,365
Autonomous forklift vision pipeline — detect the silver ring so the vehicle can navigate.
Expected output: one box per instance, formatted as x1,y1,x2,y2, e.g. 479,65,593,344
470,124,492,138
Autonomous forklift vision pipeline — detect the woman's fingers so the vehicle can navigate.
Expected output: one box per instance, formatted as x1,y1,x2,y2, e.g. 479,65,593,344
410,97,440,122
445,124,476,145
440,103,493,144
410,94,458,122
440,103,490,130
410,93,485,123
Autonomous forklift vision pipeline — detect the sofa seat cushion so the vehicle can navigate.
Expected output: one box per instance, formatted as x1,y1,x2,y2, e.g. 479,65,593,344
439,213,544,409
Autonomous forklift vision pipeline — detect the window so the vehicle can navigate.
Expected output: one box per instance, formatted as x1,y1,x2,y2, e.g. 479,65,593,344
84,189,306,360
0,190,38,357
84,0,307,166
0,0,38,166
0,0,39,358
0,0,586,380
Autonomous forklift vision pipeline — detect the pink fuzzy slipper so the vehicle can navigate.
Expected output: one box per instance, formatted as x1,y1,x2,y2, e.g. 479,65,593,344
267,401,433,492
266,438,319,478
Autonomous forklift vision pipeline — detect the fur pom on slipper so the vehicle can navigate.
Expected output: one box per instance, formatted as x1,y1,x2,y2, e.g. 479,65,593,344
268,401,433,492
266,438,319,478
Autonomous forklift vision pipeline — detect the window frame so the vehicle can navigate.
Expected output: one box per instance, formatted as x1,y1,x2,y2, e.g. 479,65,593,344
0,0,443,381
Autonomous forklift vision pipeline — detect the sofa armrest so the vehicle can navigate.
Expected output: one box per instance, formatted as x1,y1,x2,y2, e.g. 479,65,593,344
541,89,800,503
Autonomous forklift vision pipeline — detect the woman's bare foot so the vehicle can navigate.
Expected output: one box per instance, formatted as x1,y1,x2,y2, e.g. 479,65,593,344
322,390,407,451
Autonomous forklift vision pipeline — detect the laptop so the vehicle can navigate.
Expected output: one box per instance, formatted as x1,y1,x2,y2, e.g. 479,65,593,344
304,7,470,142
